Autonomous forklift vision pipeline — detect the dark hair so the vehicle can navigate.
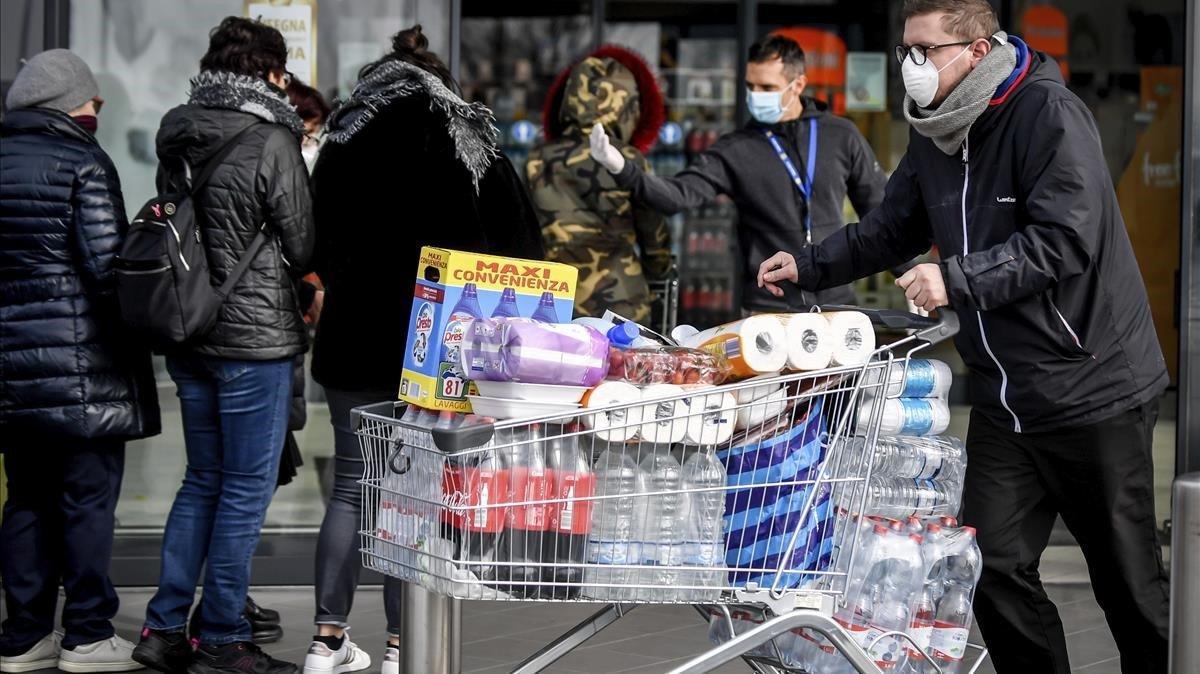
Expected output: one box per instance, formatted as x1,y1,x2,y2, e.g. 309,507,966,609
286,79,331,124
749,35,806,78
361,25,458,93
200,16,287,79
902,0,999,40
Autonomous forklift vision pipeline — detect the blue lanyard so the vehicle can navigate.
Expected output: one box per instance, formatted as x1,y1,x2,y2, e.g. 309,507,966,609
764,117,819,244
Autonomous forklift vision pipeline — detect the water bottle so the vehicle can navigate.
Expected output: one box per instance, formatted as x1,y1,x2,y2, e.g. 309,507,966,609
865,476,956,519
680,448,727,601
497,425,549,597
930,581,972,671
639,444,684,601
871,437,965,482
874,359,953,398
531,291,559,323
584,447,647,601
858,398,950,437
944,526,982,587
868,579,913,671
905,584,937,673
491,287,521,318
543,424,594,599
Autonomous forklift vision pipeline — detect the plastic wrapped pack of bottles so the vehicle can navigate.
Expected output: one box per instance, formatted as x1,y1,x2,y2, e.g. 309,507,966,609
856,359,953,437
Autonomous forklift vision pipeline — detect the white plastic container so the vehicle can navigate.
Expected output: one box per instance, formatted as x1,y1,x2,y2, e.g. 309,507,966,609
471,380,590,404
466,395,580,420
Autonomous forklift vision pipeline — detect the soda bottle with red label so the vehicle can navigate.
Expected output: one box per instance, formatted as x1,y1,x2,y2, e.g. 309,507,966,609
459,447,508,584
498,425,548,597
542,423,594,598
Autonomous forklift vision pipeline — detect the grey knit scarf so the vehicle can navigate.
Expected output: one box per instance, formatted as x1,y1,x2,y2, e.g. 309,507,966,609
187,70,304,137
325,59,499,191
903,41,1016,155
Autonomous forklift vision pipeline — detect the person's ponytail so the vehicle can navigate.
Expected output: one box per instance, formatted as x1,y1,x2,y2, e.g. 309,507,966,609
360,24,457,93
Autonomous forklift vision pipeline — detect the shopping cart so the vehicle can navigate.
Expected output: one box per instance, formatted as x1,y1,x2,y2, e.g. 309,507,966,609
354,308,989,674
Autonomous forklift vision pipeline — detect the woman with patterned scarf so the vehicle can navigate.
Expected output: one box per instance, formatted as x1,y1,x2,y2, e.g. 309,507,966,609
132,17,314,674
302,25,543,674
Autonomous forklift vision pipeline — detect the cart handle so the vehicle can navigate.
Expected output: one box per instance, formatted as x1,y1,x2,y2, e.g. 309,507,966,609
820,305,959,346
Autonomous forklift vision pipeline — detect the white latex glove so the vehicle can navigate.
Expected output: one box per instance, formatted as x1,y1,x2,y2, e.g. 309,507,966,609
589,123,626,174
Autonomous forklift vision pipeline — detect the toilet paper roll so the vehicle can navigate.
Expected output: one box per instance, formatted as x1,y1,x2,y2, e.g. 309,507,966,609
581,381,645,442
825,311,876,366
735,386,790,430
780,313,834,371
637,384,689,444
730,373,784,404
680,316,788,378
683,390,737,446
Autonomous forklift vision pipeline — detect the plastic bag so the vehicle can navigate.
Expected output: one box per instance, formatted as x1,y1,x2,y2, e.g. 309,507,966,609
607,346,729,385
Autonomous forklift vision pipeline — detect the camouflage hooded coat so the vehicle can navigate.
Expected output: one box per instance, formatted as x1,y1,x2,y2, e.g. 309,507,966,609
527,49,671,322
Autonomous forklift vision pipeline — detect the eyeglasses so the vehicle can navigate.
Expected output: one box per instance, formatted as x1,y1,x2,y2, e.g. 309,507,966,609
282,71,294,87
894,41,974,66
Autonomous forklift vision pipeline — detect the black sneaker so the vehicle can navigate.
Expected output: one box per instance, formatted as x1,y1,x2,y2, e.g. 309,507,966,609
244,597,280,625
187,642,296,674
133,628,194,674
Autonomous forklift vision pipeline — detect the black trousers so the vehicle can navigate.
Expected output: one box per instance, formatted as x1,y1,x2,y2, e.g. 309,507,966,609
0,439,125,654
961,402,1169,673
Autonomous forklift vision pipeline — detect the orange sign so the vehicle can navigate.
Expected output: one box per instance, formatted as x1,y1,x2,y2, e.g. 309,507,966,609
1021,5,1069,80
772,27,848,115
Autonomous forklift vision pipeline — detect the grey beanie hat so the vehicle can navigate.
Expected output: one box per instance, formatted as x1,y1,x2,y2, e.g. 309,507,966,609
5,49,99,113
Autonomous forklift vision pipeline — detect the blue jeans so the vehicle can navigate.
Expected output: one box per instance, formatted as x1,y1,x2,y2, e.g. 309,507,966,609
144,355,292,645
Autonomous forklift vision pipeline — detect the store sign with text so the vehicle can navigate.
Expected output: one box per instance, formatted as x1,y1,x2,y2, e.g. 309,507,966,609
244,0,317,86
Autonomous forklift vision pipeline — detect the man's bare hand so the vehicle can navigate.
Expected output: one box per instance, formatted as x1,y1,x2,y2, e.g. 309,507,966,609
896,263,948,312
758,251,798,298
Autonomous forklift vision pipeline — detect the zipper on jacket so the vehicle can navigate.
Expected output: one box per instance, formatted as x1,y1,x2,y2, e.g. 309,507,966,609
1049,298,1090,355
961,137,1022,433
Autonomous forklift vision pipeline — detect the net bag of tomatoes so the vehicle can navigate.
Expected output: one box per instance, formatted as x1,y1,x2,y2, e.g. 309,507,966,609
607,346,730,386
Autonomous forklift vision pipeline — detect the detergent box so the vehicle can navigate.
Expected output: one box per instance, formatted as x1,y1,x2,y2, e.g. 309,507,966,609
400,247,578,412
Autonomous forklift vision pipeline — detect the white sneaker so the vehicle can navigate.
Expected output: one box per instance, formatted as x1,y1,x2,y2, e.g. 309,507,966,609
0,632,62,673
380,646,399,674
302,638,370,674
57,636,143,673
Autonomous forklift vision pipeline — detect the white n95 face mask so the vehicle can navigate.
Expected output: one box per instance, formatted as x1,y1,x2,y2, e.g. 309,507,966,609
902,44,972,108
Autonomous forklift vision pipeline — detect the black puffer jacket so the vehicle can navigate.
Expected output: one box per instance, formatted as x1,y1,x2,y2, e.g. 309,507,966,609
0,108,160,441
155,106,314,360
789,51,1166,432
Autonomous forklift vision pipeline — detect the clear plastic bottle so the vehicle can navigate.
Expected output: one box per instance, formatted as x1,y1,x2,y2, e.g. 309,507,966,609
543,424,594,599
531,291,559,323
865,476,956,519
491,287,521,318
876,359,953,398
905,583,937,673
639,444,684,601
858,398,951,437
458,446,506,585
496,425,548,597
930,581,972,671
583,447,646,601
871,437,965,483
680,448,727,601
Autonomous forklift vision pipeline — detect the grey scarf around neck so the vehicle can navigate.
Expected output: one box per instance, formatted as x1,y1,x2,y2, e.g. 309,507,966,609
326,59,499,191
903,41,1017,155
188,70,305,138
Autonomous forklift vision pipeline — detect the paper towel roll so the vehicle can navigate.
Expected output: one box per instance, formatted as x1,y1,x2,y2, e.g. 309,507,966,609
638,384,688,444
683,390,737,446
730,373,784,404
582,381,645,442
680,316,788,378
735,386,789,430
780,313,834,371
825,311,876,366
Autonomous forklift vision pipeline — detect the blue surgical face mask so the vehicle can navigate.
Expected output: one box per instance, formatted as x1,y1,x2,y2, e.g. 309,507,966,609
747,83,793,124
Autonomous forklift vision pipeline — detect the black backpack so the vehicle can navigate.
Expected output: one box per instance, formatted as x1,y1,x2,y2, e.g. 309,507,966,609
116,124,269,345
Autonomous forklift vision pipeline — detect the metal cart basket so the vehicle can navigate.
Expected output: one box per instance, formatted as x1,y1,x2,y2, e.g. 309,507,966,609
354,308,988,673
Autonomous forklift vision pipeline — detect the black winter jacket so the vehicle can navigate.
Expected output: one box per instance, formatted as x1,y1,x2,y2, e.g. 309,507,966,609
0,108,160,441
311,93,545,392
615,97,888,310
156,106,314,361
790,53,1167,432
